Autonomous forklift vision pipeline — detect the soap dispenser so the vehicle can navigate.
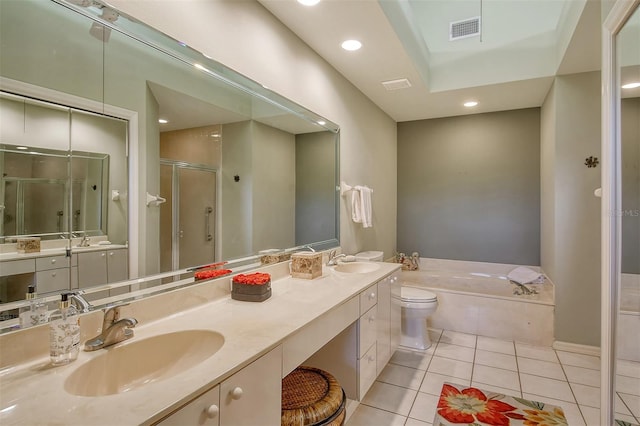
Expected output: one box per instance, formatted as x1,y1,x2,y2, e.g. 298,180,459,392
18,285,47,328
49,293,80,365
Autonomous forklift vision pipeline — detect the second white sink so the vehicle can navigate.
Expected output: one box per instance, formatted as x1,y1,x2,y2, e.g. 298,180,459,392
333,262,381,274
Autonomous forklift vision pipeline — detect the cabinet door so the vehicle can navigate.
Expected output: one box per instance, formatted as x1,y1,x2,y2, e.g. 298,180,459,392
156,385,220,426
376,275,392,374
220,346,282,426
107,249,128,283
389,272,401,355
77,251,107,287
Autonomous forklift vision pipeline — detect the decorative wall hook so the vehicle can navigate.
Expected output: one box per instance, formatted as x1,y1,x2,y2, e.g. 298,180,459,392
585,156,599,168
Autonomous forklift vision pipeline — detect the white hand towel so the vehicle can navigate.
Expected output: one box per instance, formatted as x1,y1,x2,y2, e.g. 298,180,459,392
351,188,363,224
358,185,373,228
507,266,545,284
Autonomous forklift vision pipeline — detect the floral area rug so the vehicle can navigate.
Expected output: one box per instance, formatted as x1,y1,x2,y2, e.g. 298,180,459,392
434,383,567,425
434,383,639,426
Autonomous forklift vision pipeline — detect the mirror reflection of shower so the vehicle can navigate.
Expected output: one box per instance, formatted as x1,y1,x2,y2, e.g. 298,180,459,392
159,160,217,273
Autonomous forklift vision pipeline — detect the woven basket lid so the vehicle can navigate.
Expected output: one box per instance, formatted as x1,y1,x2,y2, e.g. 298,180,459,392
282,366,344,426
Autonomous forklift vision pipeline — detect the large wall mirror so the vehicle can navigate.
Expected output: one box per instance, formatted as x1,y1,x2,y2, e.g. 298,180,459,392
0,0,339,328
615,3,640,425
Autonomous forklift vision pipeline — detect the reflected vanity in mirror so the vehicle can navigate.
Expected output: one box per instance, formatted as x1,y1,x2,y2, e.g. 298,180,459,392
0,0,339,330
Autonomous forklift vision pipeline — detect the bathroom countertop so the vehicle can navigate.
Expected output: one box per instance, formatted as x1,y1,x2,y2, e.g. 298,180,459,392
0,262,400,425
0,244,127,262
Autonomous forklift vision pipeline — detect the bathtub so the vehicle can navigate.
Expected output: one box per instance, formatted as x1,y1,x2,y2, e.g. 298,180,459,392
400,258,555,346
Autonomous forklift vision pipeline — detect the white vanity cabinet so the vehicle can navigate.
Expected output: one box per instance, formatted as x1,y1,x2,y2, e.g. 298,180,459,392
77,248,128,288
155,346,282,426
302,270,401,401
376,271,401,374
358,283,378,398
219,345,282,425
156,385,220,426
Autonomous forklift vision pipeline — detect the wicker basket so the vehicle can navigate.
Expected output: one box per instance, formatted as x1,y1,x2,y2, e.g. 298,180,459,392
281,366,345,426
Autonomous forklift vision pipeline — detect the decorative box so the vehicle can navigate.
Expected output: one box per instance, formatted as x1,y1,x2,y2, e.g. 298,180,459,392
232,272,272,302
17,237,41,253
291,252,322,279
260,250,291,265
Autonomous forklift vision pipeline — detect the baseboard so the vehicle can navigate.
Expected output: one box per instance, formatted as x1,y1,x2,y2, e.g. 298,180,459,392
552,341,600,356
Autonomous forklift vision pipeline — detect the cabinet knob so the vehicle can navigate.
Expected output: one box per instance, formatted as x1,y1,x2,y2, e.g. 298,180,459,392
369,292,376,299
231,387,243,400
101,253,106,257
51,259,56,264
368,316,376,322
109,252,114,256
206,404,219,418
51,272,56,277
368,355,375,362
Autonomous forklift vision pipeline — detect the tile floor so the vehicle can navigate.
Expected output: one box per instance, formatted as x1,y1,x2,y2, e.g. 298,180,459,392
346,329,640,426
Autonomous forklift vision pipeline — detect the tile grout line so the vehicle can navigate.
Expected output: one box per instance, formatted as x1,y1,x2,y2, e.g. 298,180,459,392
514,339,523,397
553,347,589,425
404,329,441,420
615,391,640,424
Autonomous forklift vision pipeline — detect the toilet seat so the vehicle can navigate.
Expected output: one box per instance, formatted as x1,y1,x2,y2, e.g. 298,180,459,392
396,287,437,303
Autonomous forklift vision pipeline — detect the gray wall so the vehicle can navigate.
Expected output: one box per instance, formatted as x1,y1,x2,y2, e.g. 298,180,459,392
541,71,602,346
622,97,640,274
397,108,541,265
295,131,337,246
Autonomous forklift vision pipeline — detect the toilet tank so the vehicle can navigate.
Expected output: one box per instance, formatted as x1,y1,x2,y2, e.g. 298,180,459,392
355,251,383,262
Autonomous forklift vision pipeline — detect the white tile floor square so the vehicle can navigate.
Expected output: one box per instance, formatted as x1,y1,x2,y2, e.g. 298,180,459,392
346,329,640,426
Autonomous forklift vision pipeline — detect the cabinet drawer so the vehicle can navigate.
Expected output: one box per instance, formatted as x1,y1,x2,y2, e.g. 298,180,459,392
156,385,220,426
36,268,70,294
358,305,377,357
36,255,70,271
359,283,377,315
358,342,377,399
1,259,35,276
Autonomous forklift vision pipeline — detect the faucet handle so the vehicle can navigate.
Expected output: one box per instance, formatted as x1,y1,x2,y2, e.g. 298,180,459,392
102,303,130,328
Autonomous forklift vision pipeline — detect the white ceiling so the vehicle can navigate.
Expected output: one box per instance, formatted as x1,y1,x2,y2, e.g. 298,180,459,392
258,0,604,122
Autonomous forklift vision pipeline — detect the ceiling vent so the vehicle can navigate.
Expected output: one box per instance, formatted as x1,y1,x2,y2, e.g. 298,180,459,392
450,16,481,41
381,78,412,91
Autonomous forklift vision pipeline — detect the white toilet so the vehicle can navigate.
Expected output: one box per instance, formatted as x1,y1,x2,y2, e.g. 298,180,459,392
392,286,438,351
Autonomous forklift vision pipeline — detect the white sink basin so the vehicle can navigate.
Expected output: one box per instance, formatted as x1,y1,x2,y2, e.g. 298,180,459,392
64,330,224,396
333,262,381,274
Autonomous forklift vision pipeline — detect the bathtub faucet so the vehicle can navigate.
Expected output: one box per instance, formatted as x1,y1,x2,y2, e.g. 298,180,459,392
511,281,538,296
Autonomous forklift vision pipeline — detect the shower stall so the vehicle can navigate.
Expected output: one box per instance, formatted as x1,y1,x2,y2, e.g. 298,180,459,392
160,160,217,272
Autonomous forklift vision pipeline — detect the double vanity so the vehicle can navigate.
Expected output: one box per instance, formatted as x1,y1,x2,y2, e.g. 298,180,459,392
0,259,401,425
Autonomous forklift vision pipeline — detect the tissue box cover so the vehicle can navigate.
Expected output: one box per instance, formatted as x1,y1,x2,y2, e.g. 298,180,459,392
232,272,271,302
17,237,41,253
291,252,322,279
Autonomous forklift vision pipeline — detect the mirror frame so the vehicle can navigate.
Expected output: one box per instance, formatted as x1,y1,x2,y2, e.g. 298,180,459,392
601,0,639,423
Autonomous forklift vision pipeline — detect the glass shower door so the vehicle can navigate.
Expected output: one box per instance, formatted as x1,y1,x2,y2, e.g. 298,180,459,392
160,161,216,272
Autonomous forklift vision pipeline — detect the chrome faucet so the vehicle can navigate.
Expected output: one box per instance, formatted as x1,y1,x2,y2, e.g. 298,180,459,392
327,250,346,266
84,305,138,351
69,292,92,313
77,234,91,247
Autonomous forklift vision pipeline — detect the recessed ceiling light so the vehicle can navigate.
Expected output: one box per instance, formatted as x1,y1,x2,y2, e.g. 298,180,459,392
622,82,640,89
158,119,168,124
317,120,326,126
463,101,478,107
297,0,320,5
16,146,28,150
341,39,362,51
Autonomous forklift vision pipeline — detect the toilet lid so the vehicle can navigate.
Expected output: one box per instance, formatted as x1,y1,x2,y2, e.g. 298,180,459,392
400,287,437,302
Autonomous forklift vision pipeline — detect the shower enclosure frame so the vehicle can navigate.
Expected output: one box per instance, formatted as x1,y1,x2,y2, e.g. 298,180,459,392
160,159,217,272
